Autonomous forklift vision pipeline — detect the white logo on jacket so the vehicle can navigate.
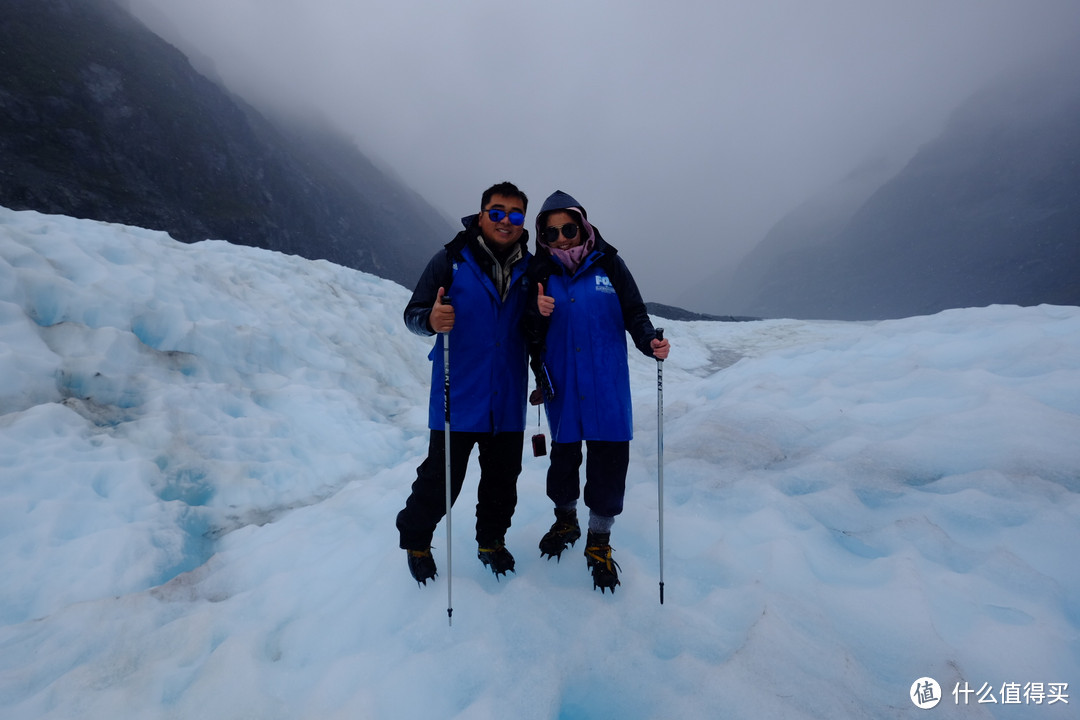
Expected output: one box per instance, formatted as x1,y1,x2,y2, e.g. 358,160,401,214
595,275,615,294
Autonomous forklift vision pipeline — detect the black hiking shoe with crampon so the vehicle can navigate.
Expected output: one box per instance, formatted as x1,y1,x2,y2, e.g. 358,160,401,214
477,540,516,579
539,508,582,561
584,531,621,593
407,548,437,586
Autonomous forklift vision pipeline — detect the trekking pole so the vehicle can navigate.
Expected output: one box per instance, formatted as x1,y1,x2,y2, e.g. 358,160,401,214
655,328,665,605
442,296,453,626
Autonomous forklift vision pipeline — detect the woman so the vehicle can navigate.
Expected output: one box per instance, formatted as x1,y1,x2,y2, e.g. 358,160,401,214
526,190,670,592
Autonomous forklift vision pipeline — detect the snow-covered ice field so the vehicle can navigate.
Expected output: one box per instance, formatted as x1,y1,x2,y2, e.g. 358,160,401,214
1,206,1077,718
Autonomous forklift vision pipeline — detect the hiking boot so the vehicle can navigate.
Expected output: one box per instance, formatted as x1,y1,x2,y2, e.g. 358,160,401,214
539,508,582,561
477,540,516,579
584,531,621,593
406,548,437,586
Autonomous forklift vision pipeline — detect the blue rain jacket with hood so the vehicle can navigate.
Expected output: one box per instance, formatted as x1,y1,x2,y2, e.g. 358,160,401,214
525,191,659,443
404,214,532,433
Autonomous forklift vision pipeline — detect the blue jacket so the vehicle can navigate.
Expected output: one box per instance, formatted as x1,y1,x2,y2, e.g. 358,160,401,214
525,192,657,443
405,217,532,433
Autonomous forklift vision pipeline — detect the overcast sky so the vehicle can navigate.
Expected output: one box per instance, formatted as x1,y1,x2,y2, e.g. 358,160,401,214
126,0,1080,310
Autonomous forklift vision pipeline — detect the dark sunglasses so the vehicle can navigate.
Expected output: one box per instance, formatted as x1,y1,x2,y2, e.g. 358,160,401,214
485,208,526,226
541,223,579,244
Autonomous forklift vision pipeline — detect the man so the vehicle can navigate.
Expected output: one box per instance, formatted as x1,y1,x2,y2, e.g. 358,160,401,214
397,182,532,585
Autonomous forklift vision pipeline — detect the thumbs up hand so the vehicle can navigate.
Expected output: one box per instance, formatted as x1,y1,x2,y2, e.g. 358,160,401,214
429,286,455,333
537,282,555,317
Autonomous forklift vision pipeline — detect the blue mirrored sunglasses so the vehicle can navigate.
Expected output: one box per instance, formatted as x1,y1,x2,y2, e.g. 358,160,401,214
485,208,525,226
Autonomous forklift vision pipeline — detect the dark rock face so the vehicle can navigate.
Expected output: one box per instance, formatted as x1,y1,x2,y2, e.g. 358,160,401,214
716,58,1080,321
0,0,452,288
645,302,756,323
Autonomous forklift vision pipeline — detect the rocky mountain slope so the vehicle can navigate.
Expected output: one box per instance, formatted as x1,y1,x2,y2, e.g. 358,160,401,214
0,0,452,288
714,56,1080,320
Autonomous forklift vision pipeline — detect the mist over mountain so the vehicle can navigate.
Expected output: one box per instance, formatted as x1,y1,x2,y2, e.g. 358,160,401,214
0,0,453,288
711,55,1080,321
689,150,910,317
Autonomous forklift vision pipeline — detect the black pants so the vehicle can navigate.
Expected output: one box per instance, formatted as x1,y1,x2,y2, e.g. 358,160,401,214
546,440,630,519
397,430,523,550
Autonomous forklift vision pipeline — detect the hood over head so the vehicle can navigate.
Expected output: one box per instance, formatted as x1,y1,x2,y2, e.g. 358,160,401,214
535,190,596,247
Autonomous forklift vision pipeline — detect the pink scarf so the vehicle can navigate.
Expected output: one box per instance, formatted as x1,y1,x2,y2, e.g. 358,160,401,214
550,235,594,274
